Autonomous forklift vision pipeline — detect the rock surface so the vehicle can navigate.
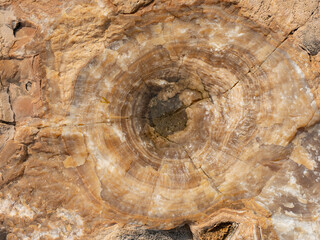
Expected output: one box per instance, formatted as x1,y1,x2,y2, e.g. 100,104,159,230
0,0,320,239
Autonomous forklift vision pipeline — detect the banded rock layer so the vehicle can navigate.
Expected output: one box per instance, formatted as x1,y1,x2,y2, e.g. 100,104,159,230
0,0,320,239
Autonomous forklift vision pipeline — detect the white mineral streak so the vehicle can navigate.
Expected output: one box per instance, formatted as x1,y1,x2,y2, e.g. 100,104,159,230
0,195,35,219
0,197,84,239
272,214,320,240
24,209,84,240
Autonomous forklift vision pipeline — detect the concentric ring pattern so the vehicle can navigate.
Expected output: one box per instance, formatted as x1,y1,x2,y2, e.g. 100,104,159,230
58,4,316,228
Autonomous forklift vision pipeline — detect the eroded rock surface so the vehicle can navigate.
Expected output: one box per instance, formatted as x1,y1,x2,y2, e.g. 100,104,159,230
0,0,320,239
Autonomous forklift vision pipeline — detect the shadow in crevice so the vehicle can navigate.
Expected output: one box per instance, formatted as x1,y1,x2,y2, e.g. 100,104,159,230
0,228,7,240
200,222,238,240
118,225,193,240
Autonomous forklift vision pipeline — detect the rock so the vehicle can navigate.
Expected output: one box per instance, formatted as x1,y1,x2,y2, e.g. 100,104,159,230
0,0,319,239
0,60,20,86
301,6,320,56
237,0,319,37
0,123,14,150
111,0,154,14
0,89,14,122
108,225,193,240
0,140,27,188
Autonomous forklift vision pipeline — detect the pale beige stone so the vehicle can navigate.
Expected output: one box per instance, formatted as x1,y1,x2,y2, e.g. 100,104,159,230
0,90,14,122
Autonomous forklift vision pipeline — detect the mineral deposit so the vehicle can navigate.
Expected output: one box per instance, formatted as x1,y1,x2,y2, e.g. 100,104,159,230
0,0,320,239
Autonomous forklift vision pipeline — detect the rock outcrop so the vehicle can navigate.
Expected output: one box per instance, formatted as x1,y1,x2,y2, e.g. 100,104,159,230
0,0,320,239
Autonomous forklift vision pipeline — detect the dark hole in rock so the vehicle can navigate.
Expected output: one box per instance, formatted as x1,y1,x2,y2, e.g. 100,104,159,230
13,21,23,36
26,81,32,91
0,229,7,240
200,222,237,240
148,95,187,137
12,20,35,38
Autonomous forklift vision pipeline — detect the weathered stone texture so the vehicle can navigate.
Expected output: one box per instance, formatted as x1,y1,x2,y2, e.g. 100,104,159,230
0,0,319,239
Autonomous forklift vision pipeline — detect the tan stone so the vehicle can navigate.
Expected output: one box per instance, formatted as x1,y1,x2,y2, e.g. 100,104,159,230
0,0,320,239
0,90,14,122
0,140,26,188
14,126,38,144
0,60,20,86
0,123,14,150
